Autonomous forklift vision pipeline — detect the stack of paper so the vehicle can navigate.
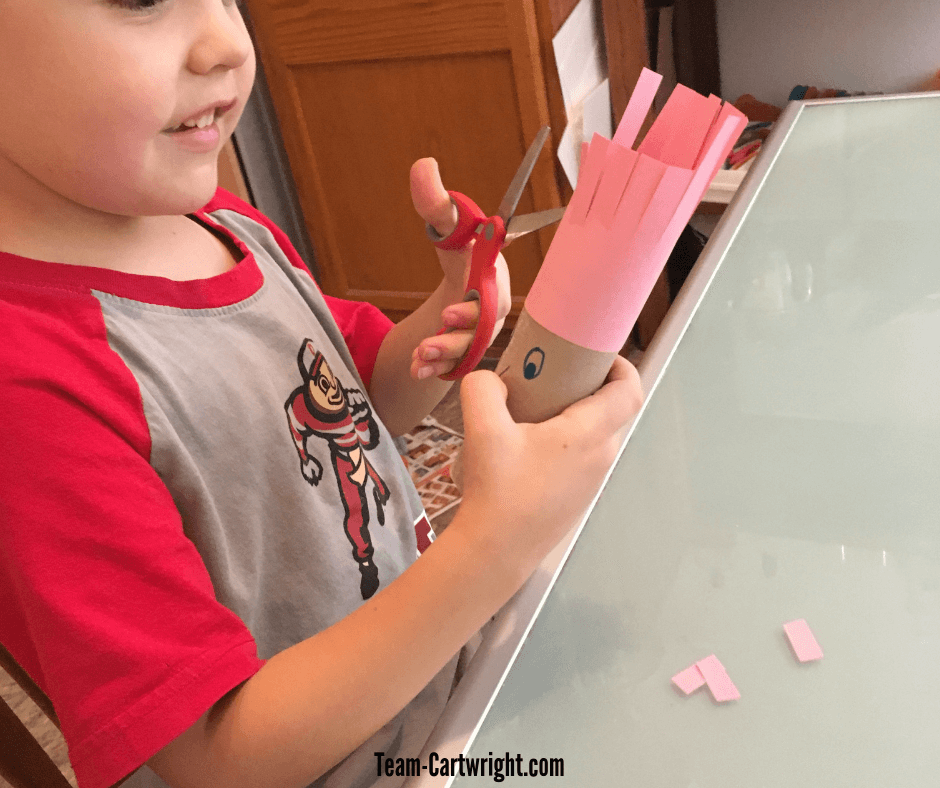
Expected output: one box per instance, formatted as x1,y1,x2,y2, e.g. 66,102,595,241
526,69,748,353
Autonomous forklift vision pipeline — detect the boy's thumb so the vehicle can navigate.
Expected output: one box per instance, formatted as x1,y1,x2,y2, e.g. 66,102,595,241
459,369,512,436
410,158,457,238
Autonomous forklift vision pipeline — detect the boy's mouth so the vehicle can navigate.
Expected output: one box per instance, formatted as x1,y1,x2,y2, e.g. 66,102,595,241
165,99,237,133
167,108,221,133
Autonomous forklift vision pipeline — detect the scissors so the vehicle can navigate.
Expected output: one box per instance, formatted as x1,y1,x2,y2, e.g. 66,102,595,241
426,125,566,381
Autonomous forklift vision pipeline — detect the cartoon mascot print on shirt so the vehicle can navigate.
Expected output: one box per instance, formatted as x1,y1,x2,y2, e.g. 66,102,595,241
285,340,390,599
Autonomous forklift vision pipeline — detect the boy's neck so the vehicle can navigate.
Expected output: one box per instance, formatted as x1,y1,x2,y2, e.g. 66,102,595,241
0,211,215,277
0,160,235,280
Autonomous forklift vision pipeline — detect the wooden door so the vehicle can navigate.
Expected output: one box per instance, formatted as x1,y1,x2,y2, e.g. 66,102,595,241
244,0,563,324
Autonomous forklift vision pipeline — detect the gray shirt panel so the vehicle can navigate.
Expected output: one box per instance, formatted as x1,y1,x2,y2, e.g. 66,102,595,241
92,208,453,788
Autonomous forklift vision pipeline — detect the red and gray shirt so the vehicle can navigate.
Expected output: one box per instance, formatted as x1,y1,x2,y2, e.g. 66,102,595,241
0,188,448,788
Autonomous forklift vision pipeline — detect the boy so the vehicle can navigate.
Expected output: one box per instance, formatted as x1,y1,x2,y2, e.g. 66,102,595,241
0,1,643,787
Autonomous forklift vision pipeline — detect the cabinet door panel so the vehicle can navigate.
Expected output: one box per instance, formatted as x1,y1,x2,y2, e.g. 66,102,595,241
268,1,510,63
246,0,561,322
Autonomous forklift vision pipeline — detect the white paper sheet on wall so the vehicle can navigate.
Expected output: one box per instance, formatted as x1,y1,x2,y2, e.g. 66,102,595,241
552,0,604,110
557,78,612,187
582,78,613,141
552,0,612,187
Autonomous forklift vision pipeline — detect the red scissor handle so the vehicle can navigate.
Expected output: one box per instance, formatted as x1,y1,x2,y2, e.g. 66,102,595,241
431,191,486,250
430,191,504,381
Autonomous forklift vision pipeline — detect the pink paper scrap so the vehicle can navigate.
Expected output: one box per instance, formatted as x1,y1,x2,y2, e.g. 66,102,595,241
696,654,740,702
784,619,824,662
671,664,706,695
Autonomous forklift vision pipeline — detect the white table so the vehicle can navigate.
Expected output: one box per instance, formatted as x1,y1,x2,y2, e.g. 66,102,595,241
408,90,940,787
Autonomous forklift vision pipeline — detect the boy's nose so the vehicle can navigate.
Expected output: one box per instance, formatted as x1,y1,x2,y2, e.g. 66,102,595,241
187,0,253,75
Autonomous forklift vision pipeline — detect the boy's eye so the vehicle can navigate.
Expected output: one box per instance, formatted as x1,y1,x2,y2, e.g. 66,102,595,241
108,0,168,11
107,0,243,11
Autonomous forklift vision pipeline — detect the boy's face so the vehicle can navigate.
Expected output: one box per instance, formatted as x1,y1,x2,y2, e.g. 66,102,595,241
0,0,256,219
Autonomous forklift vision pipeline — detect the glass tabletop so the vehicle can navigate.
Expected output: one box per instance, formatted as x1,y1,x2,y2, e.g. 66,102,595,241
451,93,940,785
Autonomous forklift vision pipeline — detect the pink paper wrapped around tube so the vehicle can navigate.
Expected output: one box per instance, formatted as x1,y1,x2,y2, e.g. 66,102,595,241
525,69,747,353
454,70,748,481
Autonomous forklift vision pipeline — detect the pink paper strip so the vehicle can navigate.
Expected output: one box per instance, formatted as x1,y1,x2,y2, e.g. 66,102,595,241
620,163,694,253
644,113,746,270
638,84,720,168
526,68,747,354
696,654,740,702
612,67,663,151
672,664,706,695
588,142,639,229
527,114,742,352
593,165,693,342
525,220,600,345
696,94,724,159
566,133,610,225
784,619,823,662
609,154,669,240
694,100,747,174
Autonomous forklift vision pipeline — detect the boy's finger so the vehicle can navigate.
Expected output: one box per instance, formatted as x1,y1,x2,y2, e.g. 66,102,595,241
410,158,457,237
558,356,644,434
414,330,474,363
412,330,483,379
441,300,480,330
603,354,641,386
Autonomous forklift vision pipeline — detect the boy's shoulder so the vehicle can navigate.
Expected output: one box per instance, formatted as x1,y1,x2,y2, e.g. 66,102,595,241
0,270,93,369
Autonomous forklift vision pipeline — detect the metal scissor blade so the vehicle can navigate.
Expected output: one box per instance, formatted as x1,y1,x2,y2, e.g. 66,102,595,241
496,125,551,223
504,206,566,242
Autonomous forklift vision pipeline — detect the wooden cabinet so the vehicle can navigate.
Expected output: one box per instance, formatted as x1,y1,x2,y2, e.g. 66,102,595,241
244,0,558,326
242,0,652,343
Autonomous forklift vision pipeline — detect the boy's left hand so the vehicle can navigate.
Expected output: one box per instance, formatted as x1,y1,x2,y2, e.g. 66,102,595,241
408,158,512,381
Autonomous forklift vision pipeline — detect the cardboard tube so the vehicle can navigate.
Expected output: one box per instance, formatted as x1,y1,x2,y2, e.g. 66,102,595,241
448,307,617,494
495,306,618,424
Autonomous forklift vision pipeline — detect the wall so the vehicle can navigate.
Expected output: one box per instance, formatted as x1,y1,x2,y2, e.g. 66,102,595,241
715,0,940,107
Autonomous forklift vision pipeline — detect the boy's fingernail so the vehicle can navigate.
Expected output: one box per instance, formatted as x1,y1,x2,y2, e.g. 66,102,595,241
417,366,434,380
423,347,441,361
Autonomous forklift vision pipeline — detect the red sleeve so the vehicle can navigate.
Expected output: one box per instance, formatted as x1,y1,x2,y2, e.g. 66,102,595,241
0,285,265,788
201,188,394,388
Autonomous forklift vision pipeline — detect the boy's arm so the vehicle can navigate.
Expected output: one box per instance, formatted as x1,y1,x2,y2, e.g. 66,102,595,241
367,275,465,437
150,508,520,788
367,158,510,437
147,357,644,788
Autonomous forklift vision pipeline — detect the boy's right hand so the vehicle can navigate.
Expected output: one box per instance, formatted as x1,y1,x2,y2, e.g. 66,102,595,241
456,355,644,581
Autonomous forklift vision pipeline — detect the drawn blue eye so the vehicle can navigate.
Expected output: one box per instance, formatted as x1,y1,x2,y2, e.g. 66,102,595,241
523,348,545,380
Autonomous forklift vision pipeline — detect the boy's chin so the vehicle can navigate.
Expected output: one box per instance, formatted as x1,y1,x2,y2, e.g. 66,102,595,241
181,181,220,212
149,178,220,216
75,174,219,219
